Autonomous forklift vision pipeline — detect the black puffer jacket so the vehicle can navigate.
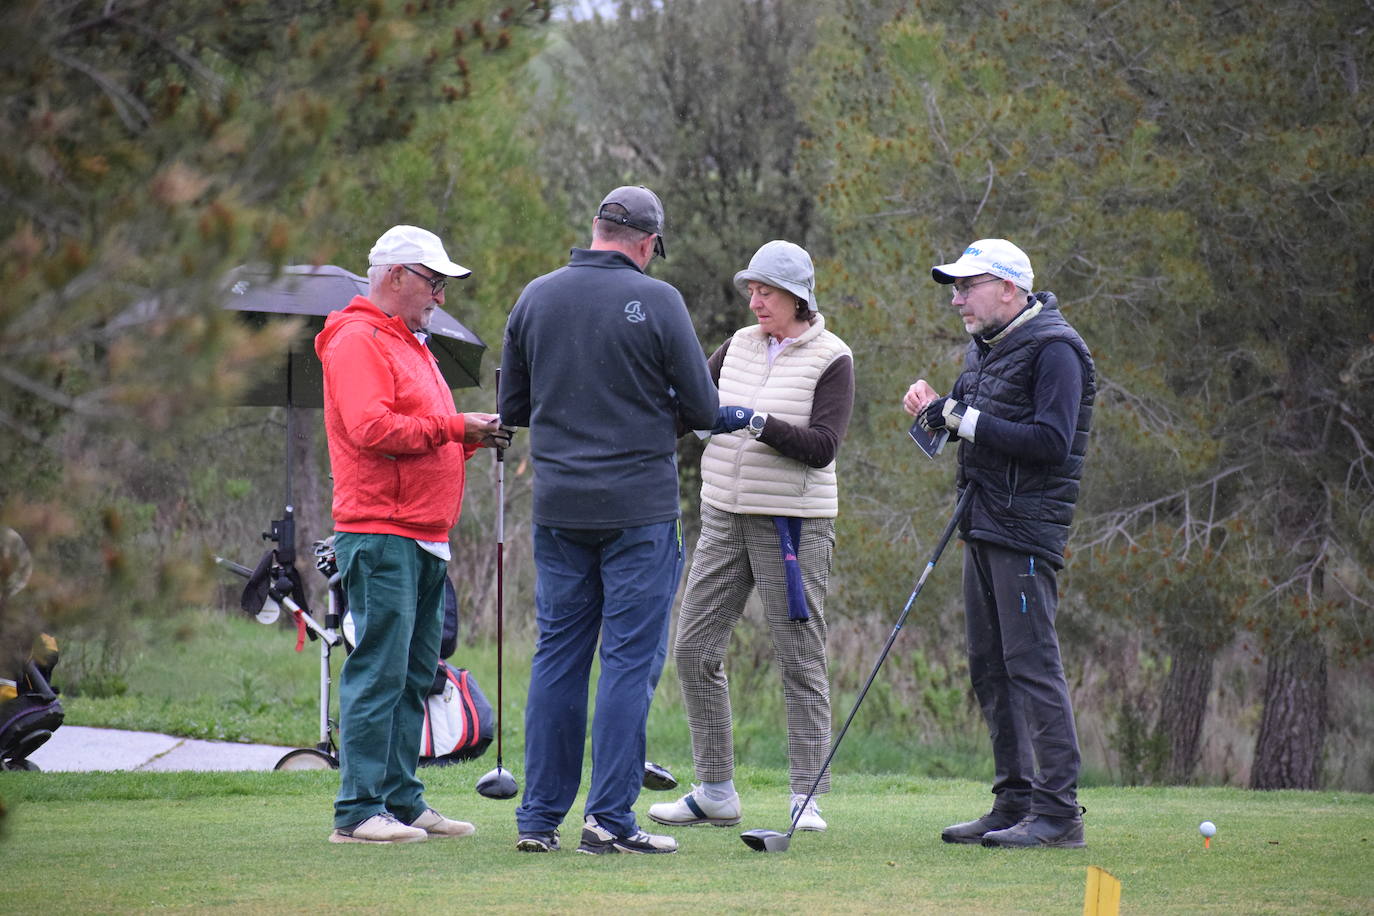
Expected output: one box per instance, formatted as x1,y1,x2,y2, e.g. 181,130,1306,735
952,292,1095,568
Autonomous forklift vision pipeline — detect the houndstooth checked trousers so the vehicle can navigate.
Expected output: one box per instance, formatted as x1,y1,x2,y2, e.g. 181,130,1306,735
674,502,834,795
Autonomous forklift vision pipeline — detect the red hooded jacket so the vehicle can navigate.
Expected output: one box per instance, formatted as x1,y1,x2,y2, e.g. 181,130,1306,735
315,296,480,541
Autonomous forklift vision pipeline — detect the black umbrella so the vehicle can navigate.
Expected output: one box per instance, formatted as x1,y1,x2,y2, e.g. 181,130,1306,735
214,264,488,576
226,263,486,408
116,264,489,599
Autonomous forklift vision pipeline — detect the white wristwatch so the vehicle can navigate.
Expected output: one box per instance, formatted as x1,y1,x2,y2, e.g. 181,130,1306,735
747,411,768,438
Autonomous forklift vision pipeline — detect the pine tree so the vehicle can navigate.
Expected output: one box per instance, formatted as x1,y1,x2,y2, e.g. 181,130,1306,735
0,0,557,677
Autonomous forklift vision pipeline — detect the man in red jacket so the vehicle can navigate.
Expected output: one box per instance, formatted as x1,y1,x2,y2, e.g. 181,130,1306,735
316,224,507,844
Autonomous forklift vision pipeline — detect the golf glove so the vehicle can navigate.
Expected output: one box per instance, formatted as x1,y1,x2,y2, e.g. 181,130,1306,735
483,424,516,449
919,397,971,438
711,406,754,434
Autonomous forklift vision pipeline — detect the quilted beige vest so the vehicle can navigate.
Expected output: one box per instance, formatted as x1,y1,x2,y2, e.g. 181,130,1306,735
701,314,850,518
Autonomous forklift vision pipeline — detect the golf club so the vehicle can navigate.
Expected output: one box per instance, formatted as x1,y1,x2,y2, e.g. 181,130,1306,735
477,368,519,800
741,483,976,852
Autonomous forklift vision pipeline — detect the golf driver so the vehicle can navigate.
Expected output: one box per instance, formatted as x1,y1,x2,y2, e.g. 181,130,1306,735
741,483,976,852
477,369,519,800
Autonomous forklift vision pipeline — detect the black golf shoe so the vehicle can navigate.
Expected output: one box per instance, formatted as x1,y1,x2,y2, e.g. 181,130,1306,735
940,808,1028,844
980,811,1086,849
643,760,678,791
577,815,678,854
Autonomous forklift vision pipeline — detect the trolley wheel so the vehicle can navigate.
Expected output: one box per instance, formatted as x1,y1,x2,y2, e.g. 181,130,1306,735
274,748,338,771
1,758,40,771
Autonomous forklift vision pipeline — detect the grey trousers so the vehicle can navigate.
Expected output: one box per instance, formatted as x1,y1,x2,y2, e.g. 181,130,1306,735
964,539,1082,818
675,503,834,795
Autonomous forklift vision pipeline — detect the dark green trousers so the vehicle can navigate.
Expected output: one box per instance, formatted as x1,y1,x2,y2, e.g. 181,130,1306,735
332,533,446,828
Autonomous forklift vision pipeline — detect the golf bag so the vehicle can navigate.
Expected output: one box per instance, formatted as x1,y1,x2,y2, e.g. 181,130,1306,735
419,577,494,766
420,660,494,766
0,634,64,771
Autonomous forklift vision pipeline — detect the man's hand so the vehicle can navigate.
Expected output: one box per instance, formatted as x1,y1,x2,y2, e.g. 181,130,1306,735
463,412,502,446
483,424,515,449
711,405,754,434
903,379,940,417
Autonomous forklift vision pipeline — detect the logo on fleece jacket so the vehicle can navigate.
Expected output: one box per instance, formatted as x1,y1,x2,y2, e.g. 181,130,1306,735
624,300,645,323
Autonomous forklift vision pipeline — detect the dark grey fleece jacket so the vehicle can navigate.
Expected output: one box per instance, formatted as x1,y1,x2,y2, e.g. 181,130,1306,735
499,248,718,529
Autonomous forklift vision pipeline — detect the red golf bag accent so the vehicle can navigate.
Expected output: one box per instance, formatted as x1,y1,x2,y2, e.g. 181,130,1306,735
419,660,494,766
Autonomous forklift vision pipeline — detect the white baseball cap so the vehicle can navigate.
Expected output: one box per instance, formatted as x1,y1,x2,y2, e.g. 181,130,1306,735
369,225,472,278
931,238,1033,291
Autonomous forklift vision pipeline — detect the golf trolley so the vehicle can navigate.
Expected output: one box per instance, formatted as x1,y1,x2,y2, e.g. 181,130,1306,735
216,511,347,770
219,520,492,772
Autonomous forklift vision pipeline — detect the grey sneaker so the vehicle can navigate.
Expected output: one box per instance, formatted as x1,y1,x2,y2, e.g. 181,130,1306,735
577,815,678,855
981,812,1086,849
941,808,1028,844
648,786,742,826
515,829,560,852
329,812,427,844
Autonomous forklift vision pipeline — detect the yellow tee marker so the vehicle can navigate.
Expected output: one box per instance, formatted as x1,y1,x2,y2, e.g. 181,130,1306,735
1084,865,1122,916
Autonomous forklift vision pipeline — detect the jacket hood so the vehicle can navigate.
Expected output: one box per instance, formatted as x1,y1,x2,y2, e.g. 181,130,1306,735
315,296,409,360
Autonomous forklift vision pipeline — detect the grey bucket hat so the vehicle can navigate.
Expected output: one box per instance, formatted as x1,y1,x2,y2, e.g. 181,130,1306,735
733,240,817,313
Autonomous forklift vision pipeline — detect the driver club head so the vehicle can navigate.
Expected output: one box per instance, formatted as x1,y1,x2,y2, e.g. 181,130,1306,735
740,828,791,852
475,765,519,800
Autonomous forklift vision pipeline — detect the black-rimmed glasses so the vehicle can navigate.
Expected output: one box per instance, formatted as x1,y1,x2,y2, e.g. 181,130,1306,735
401,264,447,295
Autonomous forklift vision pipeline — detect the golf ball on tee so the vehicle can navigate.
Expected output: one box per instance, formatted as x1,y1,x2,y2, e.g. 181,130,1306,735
1199,820,1217,837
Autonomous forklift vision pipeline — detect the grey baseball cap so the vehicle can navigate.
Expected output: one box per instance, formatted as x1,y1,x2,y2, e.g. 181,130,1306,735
596,186,667,259
733,240,818,313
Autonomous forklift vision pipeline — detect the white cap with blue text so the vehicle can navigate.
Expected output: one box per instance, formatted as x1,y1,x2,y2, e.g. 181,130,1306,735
931,238,1033,291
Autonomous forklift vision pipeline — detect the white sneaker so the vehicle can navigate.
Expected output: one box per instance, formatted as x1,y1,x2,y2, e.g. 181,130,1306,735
791,795,827,832
647,785,742,826
329,812,428,844
410,807,476,838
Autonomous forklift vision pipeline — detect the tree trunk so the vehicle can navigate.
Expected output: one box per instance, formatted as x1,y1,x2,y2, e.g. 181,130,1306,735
1154,637,1215,784
1250,631,1328,789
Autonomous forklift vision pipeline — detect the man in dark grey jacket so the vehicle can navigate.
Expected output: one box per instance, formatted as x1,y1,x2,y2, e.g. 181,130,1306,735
903,238,1096,849
500,186,718,855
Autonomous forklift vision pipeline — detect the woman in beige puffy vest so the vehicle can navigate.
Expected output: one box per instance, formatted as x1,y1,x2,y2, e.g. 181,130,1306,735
648,240,854,833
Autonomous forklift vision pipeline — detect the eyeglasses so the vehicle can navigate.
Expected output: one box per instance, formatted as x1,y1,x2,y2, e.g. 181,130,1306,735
950,276,1002,300
401,264,447,295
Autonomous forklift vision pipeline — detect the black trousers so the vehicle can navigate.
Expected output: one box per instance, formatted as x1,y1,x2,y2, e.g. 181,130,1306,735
963,540,1081,818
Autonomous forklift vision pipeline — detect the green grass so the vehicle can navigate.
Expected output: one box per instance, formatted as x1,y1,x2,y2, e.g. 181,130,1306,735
2,768,1371,913
15,609,1373,912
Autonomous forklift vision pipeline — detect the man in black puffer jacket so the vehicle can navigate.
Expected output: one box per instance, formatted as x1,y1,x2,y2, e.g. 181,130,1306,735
903,238,1095,849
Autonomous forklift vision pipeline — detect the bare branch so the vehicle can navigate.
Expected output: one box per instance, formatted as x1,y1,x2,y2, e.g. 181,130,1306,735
0,364,94,416
971,160,995,225
0,410,44,446
1076,463,1251,552
48,48,152,132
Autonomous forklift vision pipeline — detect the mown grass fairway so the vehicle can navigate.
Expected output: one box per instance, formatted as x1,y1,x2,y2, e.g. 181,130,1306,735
2,767,1371,914
12,610,1374,913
